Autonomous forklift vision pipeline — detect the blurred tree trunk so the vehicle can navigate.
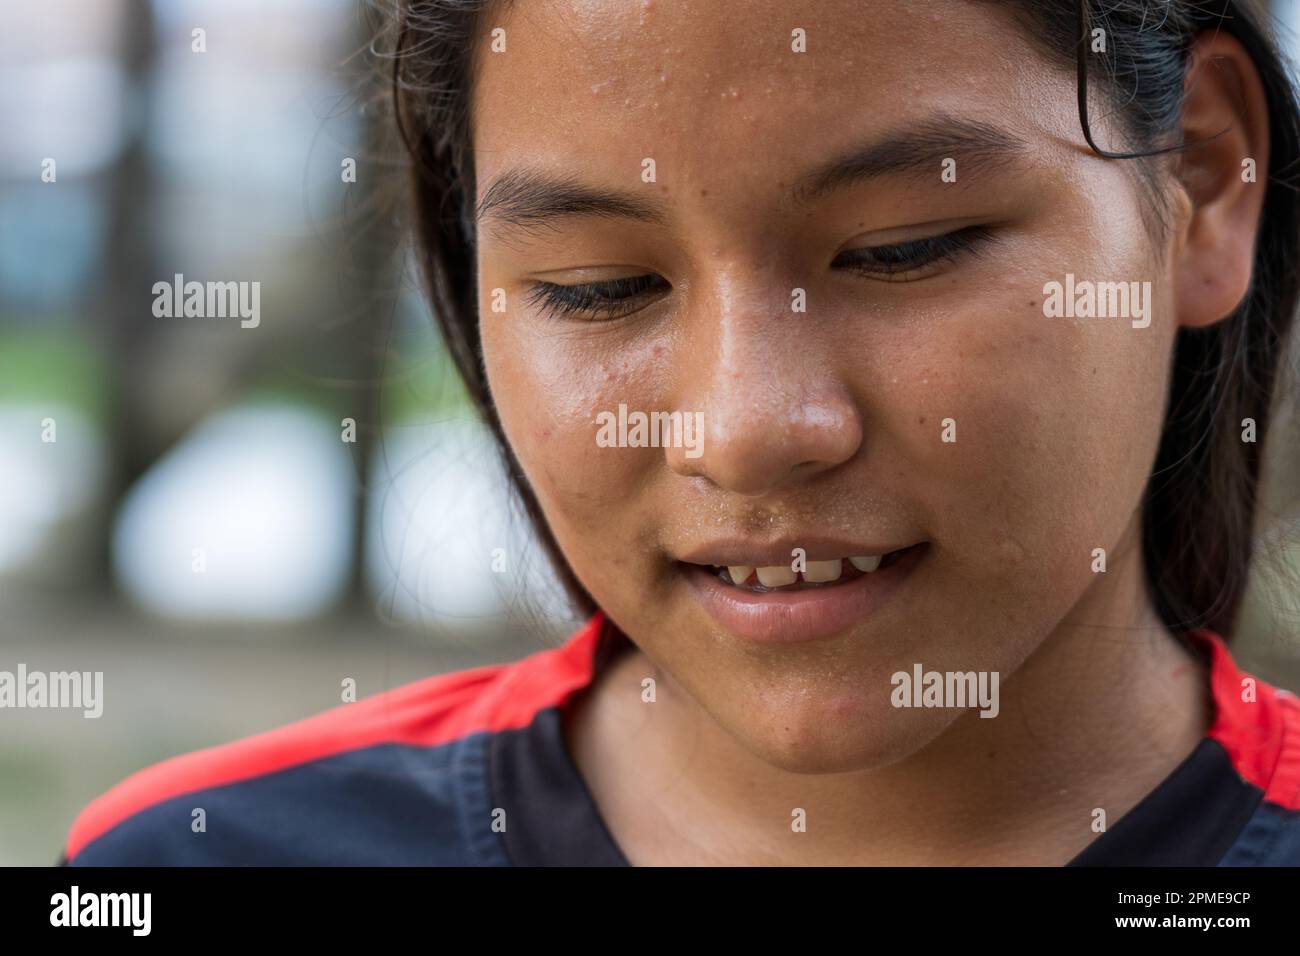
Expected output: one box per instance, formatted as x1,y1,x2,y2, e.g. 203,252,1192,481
96,0,157,589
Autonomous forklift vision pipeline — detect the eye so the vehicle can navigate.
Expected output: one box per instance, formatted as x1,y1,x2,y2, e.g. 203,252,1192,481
524,273,671,321
833,224,996,281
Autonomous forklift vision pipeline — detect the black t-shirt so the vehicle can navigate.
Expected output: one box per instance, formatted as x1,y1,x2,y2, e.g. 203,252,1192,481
63,613,1300,865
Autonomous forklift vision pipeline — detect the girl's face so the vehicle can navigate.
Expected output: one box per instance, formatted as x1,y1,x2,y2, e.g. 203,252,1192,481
474,0,1182,771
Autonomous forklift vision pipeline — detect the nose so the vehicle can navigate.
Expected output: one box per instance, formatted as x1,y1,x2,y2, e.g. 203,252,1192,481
665,282,864,496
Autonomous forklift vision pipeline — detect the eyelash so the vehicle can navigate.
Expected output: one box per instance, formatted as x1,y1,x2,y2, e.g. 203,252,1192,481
524,224,996,320
833,224,996,280
523,272,670,321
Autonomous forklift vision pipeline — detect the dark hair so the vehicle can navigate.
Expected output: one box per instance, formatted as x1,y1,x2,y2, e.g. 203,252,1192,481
380,0,1300,641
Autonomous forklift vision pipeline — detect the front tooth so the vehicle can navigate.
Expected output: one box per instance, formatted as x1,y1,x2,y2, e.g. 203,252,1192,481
849,554,882,573
756,565,797,587
727,565,754,586
803,559,843,583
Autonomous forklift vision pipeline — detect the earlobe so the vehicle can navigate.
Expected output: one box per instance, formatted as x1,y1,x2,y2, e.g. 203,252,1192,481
1173,32,1270,330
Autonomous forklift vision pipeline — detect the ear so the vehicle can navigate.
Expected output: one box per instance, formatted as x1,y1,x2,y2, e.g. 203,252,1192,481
1172,31,1270,329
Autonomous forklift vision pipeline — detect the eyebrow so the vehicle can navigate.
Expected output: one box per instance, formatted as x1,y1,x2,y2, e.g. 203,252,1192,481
475,114,1029,239
790,116,1030,204
476,169,668,241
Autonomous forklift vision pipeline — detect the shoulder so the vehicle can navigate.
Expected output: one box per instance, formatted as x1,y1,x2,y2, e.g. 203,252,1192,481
63,615,606,866
1193,631,1300,865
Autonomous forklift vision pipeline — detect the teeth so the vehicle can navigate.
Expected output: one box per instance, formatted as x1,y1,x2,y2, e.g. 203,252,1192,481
802,559,843,583
727,565,754,585
717,553,894,588
849,554,882,573
755,565,797,587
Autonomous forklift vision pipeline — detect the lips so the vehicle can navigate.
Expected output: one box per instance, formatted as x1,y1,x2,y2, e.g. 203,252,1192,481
680,542,928,643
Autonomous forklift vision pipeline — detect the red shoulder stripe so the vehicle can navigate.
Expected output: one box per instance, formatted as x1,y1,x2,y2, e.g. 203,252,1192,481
1191,629,1300,811
65,612,607,860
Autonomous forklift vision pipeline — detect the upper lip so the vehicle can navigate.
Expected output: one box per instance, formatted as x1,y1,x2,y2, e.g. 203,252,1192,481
677,536,921,568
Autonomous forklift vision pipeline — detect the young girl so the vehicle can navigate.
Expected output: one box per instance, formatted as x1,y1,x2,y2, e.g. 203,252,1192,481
65,0,1300,866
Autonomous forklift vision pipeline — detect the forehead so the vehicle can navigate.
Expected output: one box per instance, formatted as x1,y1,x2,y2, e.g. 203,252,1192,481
471,0,1075,212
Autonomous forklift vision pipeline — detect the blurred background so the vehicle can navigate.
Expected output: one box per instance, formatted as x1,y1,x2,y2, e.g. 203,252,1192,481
0,0,579,866
1,0,1300,866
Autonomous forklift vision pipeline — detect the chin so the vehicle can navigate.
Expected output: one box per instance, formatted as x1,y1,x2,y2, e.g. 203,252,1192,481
722,688,955,775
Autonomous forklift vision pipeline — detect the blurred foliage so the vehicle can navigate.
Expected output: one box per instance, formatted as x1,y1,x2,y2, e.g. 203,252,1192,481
0,328,108,421
380,334,472,426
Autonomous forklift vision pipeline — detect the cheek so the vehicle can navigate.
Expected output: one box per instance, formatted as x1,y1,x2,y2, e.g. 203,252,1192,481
480,317,666,565
884,283,1173,603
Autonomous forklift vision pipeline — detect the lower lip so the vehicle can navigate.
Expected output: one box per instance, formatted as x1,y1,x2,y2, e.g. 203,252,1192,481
683,544,928,644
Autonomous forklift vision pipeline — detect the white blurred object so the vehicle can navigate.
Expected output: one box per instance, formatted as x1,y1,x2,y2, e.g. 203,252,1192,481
364,418,577,637
0,58,129,178
0,403,106,578
112,403,355,622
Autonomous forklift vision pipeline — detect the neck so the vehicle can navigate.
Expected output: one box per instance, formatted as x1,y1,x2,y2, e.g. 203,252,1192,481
568,525,1213,865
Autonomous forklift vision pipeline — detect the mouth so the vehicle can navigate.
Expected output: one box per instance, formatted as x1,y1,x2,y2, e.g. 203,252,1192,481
700,545,915,592
679,542,928,643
